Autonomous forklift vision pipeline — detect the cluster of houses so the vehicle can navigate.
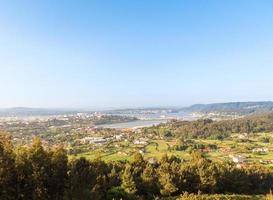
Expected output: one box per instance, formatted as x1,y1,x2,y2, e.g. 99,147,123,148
252,147,269,153
79,134,124,145
229,154,246,164
228,155,246,168
80,137,108,145
259,159,273,164
229,149,273,167
133,138,148,145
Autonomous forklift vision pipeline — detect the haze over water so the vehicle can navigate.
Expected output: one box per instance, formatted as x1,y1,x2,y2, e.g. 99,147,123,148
96,111,196,129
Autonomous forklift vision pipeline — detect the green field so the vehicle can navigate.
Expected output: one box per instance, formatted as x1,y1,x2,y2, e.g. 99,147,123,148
70,132,273,168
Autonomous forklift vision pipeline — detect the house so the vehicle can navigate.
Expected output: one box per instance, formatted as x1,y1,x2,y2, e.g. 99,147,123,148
80,137,107,144
259,159,273,164
133,140,147,145
139,150,144,154
133,138,148,145
230,155,245,163
91,138,107,144
252,148,268,153
238,133,248,139
134,129,142,134
80,136,95,143
115,134,123,140
147,157,157,164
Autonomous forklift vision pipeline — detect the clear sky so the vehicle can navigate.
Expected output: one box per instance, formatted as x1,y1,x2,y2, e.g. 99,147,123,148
1,1,273,109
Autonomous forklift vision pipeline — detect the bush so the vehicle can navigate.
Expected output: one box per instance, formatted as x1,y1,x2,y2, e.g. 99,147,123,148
178,193,264,200
106,187,130,200
266,191,273,200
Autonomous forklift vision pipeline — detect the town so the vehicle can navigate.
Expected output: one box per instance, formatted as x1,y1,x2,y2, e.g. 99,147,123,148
2,111,273,170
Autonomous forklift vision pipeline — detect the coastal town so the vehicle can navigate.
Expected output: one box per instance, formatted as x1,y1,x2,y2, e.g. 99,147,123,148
1,110,273,169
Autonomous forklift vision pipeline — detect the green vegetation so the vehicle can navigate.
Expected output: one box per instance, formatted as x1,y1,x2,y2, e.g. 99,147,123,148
149,112,273,139
1,132,273,200
2,112,273,199
182,101,273,115
178,193,264,200
72,132,273,168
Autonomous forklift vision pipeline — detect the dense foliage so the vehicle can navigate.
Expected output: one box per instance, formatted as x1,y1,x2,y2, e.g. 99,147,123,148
182,101,273,115
1,132,273,200
178,193,264,200
144,113,273,139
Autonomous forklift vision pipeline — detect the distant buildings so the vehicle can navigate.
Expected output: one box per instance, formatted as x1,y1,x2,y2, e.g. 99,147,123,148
114,134,123,140
259,159,273,164
229,155,245,163
80,137,107,144
252,147,268,153
133,138,148,145
79,134,125,145
238,133,248,139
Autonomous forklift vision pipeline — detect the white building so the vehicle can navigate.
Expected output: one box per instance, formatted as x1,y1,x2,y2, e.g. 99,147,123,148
80,137,108,144
231,155,245,163
252,148,268,153
133,140,147,145
115,134,123,140
238,133,248,139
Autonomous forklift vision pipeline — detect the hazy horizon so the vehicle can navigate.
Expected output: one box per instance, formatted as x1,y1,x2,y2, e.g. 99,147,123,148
1,1,273,108
1,100,273,111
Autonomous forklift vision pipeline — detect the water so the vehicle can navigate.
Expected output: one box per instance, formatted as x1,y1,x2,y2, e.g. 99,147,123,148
96,119,168,129
96,111,197,129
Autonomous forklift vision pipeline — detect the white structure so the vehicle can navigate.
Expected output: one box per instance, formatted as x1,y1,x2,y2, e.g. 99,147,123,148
91,138,107,144
147,157,157,164
80,137,108,144
115,134,123,140
231,155,245,163
238,133,248,139
133,140,147,145
252,148,268,153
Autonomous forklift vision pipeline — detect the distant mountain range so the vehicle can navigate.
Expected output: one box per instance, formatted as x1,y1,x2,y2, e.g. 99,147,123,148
0,107,79,117
181,101,273,115
1,101,273,117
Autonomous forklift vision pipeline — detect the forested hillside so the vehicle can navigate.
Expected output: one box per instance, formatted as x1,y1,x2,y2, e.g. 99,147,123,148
145,112,273,140
182,101,273,115
0,133,273,200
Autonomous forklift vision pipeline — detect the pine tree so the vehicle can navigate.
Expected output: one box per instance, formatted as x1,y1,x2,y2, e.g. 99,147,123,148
158,172,178,196
157,161,178,196
0,133,17,200
121,164,137,195
141,164,159,196
48,146,68,200
16,137,51,200
67,157,95,200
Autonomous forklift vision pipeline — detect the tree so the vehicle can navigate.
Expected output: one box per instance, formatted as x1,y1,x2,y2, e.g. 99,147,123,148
15,137,68,200
121,164,137,195
90,159,112,200
158,171,178,196
67,157,95,200
141,164,159,196
0,133,17,200
16,137,51,200
48,146,68,200
157,160,178,196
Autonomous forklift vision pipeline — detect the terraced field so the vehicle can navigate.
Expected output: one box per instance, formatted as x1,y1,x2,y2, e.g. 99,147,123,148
70,132,273,168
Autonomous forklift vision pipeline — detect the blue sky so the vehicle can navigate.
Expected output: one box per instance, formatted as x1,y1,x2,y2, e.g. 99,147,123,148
1,1,273,109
